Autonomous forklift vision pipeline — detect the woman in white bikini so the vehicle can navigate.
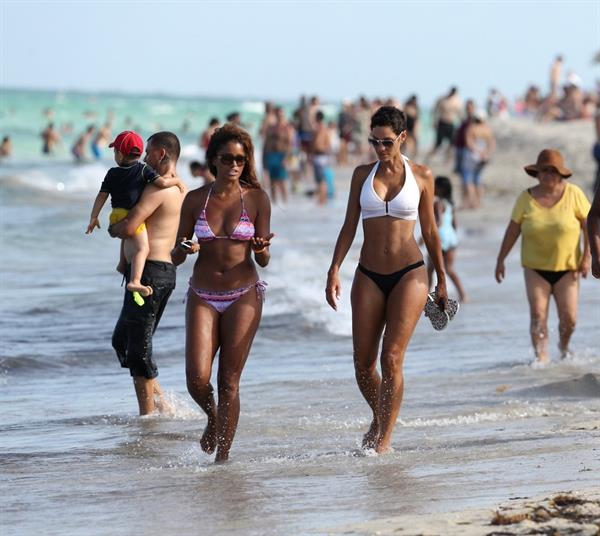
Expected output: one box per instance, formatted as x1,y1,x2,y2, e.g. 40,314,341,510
326,106,447,454
173,124,273,463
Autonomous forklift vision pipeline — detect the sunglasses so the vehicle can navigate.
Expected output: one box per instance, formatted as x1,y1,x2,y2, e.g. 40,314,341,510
368,132,402,148
218,153,247,166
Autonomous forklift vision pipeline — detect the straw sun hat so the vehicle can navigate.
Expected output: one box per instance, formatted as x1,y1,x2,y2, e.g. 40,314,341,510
524,149,572,178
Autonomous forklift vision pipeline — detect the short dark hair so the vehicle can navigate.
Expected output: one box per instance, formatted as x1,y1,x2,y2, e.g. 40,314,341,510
315,110,325,123
147,131,181,161
190,160,204,171
209,117,219,126
226,112,240,122
370,106,407,135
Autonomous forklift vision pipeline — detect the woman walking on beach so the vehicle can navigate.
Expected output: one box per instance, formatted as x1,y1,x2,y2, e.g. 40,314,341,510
173,124,273,462
326,106,448,454
495,149,590,362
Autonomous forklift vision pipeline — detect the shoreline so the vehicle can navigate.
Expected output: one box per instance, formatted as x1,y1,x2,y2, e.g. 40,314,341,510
327,487,600,535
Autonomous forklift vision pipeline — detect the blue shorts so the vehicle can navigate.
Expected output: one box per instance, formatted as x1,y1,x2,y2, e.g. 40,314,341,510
266,152,288,181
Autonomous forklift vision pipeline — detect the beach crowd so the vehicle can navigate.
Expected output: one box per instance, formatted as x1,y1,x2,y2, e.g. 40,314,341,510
2,54,599,462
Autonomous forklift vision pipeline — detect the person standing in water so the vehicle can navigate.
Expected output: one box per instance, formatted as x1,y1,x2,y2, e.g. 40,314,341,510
495,149,590,362
427,176,467,302
108,132,186,415
173,124,272,463
326,106,447,454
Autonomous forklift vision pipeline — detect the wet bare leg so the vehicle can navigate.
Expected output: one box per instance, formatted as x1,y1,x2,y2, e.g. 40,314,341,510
553,272,579,358
133,376,156,416
152,382,174,415
214,290,262,463
351,270,386,449
124,229,152,296
524,269,551,362
376,266,428,454
443,249,467,302
185,294,220,454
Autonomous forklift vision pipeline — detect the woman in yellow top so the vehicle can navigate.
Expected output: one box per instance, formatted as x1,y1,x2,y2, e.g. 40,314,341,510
495,149,591,362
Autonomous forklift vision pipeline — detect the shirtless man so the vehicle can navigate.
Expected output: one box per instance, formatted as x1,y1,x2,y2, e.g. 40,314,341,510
426,87,463,162
109,131,186,415
41,122,61,155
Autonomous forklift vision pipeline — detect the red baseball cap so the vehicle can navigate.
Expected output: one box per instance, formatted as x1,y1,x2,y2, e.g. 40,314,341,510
109,131,144,156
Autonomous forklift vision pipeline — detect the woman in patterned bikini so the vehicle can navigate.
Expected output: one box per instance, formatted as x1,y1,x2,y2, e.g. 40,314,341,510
173,124,273,462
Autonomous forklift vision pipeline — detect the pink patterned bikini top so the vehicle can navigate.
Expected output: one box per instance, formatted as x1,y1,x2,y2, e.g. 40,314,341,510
195,184,255,242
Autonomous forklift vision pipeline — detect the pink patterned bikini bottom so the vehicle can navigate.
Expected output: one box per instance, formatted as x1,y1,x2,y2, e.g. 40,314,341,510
187,279,267,314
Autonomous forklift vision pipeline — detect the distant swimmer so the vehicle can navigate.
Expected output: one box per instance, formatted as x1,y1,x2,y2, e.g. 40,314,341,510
41,122,61,155
87,130,185,298
0,136,12,159
108,132,186,415
495,149,591,362
71,125,95,163
91,123,111,160
327,106,448,454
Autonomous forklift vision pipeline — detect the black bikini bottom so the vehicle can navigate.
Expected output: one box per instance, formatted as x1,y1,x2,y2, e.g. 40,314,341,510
358,260,425,298
534,269,569,286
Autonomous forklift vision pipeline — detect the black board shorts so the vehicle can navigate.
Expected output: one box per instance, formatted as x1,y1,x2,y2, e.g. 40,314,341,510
111,261,176,379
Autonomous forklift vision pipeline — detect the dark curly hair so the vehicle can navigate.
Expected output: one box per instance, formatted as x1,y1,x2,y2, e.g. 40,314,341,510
205,123,261,189
370,106,407,135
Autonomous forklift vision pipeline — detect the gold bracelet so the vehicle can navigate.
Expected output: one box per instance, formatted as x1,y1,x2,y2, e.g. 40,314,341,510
253,247,267,254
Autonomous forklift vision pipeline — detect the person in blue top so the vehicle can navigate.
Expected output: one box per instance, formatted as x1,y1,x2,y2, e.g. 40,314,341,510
427,176,467,302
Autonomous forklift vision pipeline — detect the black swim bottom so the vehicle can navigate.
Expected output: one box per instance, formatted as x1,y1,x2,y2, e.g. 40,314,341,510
435,120,455,148
112,261,176,379
534,269,570,286
358,260,425,298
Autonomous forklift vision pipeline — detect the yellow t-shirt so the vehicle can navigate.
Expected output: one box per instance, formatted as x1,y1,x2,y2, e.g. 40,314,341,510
511,182,590,271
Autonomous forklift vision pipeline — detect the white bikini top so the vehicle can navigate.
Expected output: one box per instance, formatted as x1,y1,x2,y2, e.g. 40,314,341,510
359,157,420,220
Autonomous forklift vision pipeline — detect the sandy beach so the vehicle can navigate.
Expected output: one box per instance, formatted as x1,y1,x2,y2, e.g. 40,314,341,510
327,488,600,535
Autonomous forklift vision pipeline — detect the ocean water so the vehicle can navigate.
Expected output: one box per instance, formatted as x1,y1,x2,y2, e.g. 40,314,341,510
1,90,599,536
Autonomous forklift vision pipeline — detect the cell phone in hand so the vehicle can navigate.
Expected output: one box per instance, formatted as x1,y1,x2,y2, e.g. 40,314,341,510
180,239,194,250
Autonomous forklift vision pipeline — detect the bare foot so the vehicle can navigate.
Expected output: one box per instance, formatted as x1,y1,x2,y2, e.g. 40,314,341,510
153,389,174,416
127,282,153,297
200,419,217,455
375,442,394,455
536,353,550,364
362,420,379,449
559,345,573,359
